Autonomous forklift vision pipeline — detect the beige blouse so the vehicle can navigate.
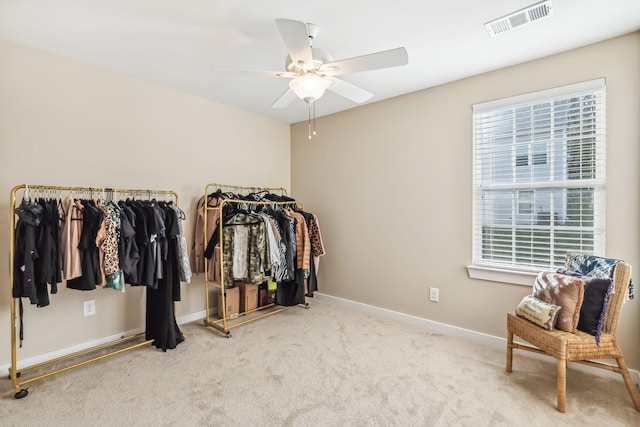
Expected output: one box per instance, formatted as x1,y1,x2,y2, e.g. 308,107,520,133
59,196,83,280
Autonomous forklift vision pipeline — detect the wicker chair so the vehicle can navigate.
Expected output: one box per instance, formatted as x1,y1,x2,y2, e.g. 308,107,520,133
506,259,640,412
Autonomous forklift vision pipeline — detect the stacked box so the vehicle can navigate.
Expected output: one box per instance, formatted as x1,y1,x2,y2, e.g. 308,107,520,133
237,282,258,313
218,287,239,318
258,282,277,307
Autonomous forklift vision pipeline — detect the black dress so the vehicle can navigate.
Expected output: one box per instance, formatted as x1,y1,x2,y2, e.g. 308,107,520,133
34,198,62,306
129,201,151,286
118,203,140,285
145,202,184,351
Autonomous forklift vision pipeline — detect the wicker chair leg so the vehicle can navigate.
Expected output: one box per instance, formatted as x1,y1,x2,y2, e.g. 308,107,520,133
616,357,640,411
557,358,567,413
506,330,513,373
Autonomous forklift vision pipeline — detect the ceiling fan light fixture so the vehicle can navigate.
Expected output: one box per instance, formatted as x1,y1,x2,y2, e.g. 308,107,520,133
289,73,330,104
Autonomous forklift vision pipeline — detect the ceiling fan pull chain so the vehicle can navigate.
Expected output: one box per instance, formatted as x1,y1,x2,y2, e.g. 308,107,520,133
307,100,318,140
312,101,317,137
308,103,312,140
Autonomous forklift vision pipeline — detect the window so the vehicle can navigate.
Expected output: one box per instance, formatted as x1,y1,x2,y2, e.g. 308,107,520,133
517,190,533,215
471,79,606,273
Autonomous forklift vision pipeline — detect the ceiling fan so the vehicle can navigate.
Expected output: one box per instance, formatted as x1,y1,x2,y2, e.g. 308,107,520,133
213,18,408,137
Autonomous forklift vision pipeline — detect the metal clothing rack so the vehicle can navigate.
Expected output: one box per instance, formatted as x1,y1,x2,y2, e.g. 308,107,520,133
201,183,308,337
7,184,179,399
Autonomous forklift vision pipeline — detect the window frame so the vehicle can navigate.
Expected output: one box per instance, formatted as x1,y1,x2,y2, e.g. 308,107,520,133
468,79,606,284
516,190,533,215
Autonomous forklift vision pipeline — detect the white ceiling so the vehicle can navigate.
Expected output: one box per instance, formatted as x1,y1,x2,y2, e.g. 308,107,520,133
1,0,639,124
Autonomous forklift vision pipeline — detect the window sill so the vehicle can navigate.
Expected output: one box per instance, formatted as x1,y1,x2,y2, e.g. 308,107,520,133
466,265,536,286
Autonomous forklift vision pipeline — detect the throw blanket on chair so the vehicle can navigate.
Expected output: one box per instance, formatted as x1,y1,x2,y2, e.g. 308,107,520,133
565,252,635,300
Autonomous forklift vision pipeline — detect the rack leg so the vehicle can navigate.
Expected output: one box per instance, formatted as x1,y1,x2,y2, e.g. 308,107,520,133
14,388,29,399
9,366,26,398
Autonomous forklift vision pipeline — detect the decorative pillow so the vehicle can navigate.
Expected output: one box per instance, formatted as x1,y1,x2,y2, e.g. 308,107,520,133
533,271,585,333
515,295,562,330
557,268,613,343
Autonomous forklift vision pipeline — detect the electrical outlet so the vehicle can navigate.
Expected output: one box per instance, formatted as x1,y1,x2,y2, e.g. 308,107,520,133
83,300,96,316
429,287,439,302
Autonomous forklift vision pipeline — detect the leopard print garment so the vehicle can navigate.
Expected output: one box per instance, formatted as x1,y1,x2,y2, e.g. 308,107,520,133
308,214,325,257
97,200,120,276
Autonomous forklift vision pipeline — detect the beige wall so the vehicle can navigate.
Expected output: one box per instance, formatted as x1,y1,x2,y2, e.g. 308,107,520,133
0,39,290,364
291,32,640,368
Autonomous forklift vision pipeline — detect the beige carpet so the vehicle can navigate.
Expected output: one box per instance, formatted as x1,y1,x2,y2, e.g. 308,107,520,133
0,298,638,426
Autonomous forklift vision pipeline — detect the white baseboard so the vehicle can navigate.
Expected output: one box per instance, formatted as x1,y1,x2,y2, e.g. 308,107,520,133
0,310,207,378
177,309,206,325
313,292,640,387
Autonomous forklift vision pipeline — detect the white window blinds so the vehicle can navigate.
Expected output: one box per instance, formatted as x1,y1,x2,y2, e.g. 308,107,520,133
472,79,606,272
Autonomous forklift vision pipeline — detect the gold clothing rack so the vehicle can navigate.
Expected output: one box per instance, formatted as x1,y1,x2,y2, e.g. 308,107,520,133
201,183,308,337
7,184,179,399
204,183,289,196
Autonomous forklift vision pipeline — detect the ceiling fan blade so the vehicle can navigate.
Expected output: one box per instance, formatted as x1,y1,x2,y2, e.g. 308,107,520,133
326,77,373,104
271,88,298,109
275,18,313,67
322,47,408,76
210,67,296,79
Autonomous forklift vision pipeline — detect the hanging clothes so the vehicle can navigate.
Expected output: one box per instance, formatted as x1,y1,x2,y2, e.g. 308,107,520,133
59,196,83,281
101,200,125,290
220,212,269,288
305,212,325,258
195,187,324,308
97,200,119,280
146,202,184,351
272,209,306,306
35,198,62,301
170,202,192,284
256,212,284,278
271,209,297,282
13,199,43,305
118,202,140,285
146,200,167,289
12,198,43,347
298,210,325,296
284,209,311,275
275,270,307,306
11,187,189,352
190,192,223,280
67,199,103,291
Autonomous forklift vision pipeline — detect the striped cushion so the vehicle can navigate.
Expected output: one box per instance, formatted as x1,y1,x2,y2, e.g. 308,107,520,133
533,271,585,332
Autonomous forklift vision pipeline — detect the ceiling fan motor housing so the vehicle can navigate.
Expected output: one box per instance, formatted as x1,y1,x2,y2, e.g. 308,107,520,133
285,47,333,74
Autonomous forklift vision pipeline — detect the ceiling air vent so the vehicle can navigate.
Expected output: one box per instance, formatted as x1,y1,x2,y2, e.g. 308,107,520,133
485,0,553,37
